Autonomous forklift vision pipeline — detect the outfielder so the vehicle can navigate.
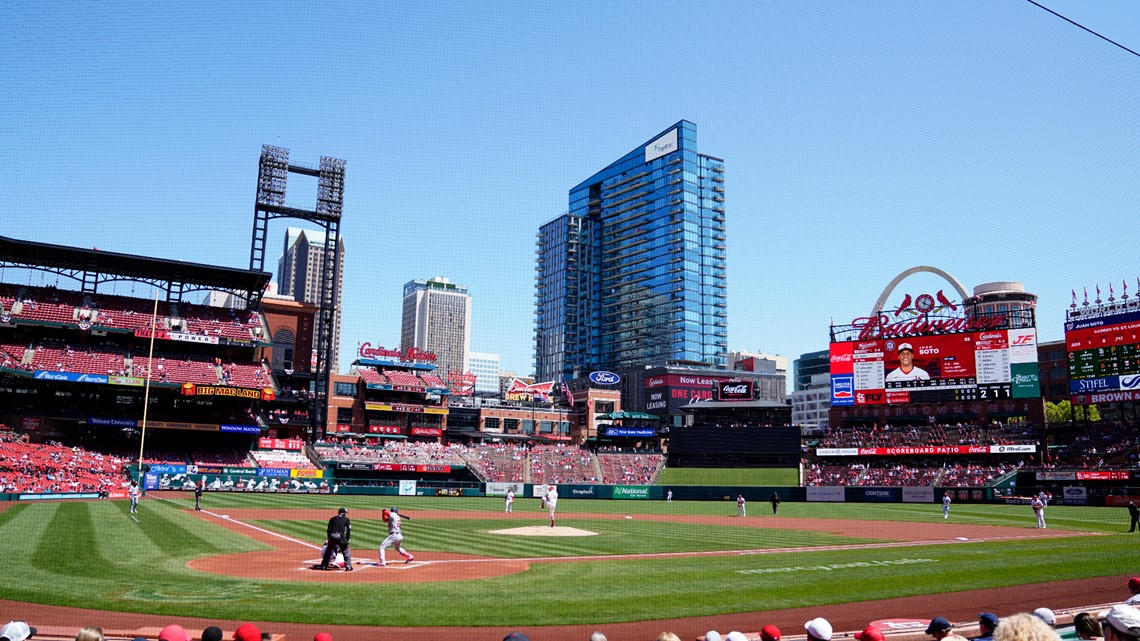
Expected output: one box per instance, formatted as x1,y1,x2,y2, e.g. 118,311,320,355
505,488,515,513
378,506,414,566
128,480,139,514
543,485,558,527
942,492,951,519
737,494,746,517
1032,495,1046,528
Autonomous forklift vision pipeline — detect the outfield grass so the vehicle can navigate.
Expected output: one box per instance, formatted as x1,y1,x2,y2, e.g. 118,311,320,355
0,496,1131,627
656,467,799,486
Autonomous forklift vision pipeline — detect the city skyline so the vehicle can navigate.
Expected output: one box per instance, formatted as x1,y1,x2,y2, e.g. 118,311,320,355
2,1,1136,379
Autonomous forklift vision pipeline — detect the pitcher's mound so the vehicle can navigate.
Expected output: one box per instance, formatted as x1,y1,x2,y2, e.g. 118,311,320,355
491,526,598,537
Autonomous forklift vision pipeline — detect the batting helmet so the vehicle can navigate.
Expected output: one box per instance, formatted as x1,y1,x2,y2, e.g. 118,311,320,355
390,506,398,513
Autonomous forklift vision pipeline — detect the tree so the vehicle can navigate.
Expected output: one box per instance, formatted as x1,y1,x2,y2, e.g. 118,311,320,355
1045,400,1100,424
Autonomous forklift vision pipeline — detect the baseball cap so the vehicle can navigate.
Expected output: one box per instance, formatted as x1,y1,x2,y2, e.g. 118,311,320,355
1129,577,1140,591
158,625,189,641
898,343,914,352
315,634,333,641
855,627,885,641
233,623,261,641
705,632,722,641
1105,605,1140,637
1033,608,1056,626
761,625,782,641
725,632,749,641
337,507,347,514
978,614,1000,629
926,617,952,635
503,633,530,641
0,622,36,641
805,617,833,641
202,626,224,641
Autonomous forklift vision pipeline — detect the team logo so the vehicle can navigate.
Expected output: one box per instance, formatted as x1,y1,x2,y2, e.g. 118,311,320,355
1121,375,1140,390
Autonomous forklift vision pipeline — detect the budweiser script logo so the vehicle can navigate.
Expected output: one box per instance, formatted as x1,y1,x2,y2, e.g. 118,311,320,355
851,313,1007,340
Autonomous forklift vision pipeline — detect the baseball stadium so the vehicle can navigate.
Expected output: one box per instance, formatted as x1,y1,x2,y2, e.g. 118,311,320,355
2,154,1139,641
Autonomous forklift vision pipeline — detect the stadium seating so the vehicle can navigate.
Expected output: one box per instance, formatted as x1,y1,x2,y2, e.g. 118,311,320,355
0,432,130,494
250,449,317,470
383,369,425,389
596,452,666,484
529,444,597,484
357,368,388,386
459,443,529,482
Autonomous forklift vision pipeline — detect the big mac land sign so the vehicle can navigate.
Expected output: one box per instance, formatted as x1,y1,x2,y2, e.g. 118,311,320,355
182,383,275,401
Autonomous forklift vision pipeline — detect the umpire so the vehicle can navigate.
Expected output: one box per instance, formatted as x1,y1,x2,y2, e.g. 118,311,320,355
318,507,353,571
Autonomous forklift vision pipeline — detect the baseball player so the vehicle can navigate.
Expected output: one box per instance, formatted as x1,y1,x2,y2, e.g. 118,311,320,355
737,494,746,517
666,489,673,503
942,492,951,519
128,480,139,514
543,485,559,527
194,480,203,511
378,506,414,566
505,488,515,513
1031,495,1046,528
771,492,781,515
319,540,346,569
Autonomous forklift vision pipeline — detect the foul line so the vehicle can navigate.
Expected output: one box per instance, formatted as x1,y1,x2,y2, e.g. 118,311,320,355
157,496,322,551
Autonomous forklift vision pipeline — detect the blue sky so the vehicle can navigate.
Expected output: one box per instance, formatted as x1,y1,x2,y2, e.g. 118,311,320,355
1,1,1137,379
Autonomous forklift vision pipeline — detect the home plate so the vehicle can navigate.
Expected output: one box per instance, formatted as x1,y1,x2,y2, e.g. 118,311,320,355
491,526,598,537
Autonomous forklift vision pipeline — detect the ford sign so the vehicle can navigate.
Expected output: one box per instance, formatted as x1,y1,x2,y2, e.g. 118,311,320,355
589,371,621,385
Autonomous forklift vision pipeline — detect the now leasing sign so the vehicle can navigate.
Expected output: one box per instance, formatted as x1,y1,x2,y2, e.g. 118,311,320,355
612,485,651,499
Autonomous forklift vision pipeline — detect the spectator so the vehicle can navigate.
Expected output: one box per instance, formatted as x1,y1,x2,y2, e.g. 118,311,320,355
1104,605,1140,641
974,614,1000,641
1127,578,1140,606
928,617,954,640
1033,609,1056,629
315,634,333,641
503,633,529,641
761,625,782,641
202,627,224,641
1073,613,1104,641
726,633,749,641
0,621,36,641
705,633,722,641
74,628,103,641
857,627,885,641
233,624,261,641
158,625,189,641
657,634,682,641
806,617,833,641
590,632,607,641
993,613,1060,641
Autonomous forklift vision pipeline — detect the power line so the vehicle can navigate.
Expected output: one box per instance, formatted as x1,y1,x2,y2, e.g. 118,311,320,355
1025,0,1140,58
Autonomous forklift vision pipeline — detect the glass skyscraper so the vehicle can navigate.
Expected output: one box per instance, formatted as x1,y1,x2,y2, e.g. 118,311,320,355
535,121,727,382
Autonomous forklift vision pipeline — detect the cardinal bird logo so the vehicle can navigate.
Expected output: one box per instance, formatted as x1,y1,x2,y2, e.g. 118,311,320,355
936,290,957,311
894,293,913,317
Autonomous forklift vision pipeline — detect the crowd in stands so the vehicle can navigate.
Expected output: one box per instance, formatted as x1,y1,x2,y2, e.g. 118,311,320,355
5,593,1139,641
314,439,466,466
0,431,129,494
249,449,318,470
529,443,598,484
597,452,666,484
803,456,1029,487
1051,420,1140,468
460,442,529,482
816,421,1038,449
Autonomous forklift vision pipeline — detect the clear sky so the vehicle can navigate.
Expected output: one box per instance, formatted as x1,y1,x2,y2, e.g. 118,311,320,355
1,1,1137,380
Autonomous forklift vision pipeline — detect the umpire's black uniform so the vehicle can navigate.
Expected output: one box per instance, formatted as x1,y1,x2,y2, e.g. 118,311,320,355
319,507,353,570
1129,501,1139,533
194,485,203,511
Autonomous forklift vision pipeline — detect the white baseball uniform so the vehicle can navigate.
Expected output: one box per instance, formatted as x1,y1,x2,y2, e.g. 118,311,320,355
128,483,139,513
545,487,558,527
1032,497,1045,528
505,489,515,513
378,511,413,565
737,495,746,517
943,494,951,519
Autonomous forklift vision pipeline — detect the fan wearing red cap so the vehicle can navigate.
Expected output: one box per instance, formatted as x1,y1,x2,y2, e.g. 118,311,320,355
158,625,189,641
856,627,885,641
314,633,333,641
761,625,782,641
233,623,261,641
1127,577,1140,605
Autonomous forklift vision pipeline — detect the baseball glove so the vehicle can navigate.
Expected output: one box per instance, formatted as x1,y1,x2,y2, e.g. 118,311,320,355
382,509,390,522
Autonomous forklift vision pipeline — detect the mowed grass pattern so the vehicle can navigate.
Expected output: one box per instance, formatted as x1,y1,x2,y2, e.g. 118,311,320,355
0,496,1132,626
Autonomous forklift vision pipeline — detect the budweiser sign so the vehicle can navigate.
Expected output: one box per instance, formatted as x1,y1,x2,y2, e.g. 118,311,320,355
851,313,1007,340
357,342,437,362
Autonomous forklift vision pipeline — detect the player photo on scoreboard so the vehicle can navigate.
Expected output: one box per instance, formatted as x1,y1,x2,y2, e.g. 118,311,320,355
881,336,976,389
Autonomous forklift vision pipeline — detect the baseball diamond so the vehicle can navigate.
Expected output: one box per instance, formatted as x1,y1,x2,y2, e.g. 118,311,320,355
0,493,1133,641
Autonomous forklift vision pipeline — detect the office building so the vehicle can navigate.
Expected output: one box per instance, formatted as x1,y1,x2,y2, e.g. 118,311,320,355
276,227,345,372
535,121,726,381
401,276,471,380
793,350,830,392
466,351,501,396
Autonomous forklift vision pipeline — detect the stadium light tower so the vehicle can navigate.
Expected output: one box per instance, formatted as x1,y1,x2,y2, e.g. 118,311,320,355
249,145,345,441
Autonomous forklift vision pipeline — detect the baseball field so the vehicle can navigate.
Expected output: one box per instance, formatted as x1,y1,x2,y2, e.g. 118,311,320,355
0,493,1131,640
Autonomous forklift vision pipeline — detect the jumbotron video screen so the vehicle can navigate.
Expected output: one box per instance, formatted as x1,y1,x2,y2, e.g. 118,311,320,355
830,328,1040,406
1066,308,1140,404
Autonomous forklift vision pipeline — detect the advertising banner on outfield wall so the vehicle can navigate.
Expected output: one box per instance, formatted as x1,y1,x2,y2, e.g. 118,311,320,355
1061,486,1087,505
817,445,1035,456
902,487,935,503
612,485,651,499
19,492,101,501
1037,471,1077,481
807,486,845,502
148,464,188,474
850,487,901,502
486,482,524,496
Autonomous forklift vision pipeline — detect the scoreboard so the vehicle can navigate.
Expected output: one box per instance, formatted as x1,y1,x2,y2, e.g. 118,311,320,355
1065,308,1140,403
831,328,1040,406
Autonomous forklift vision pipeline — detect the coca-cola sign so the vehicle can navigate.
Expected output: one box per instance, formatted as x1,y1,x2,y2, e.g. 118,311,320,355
358,342,437,362
718,379,754,401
